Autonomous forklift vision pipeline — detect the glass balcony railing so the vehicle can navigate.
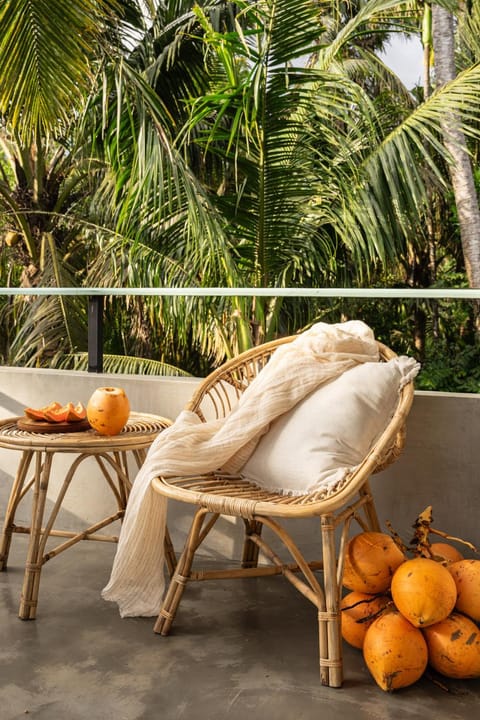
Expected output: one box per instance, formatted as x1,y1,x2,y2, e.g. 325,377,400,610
1,286,480,375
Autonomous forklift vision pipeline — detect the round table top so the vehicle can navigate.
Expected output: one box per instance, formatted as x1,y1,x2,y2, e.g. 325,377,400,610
0,412,172,452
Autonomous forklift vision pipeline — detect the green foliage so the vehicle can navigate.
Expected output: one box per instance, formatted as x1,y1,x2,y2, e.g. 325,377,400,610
0,0,118,139
418,338,480,393
289,292,480,393
1,0,480,388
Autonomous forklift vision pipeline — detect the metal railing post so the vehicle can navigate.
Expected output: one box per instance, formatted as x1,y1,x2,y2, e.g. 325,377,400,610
88,295,104,373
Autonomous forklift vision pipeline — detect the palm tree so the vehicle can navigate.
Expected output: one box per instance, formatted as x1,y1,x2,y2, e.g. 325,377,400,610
91,0,480,363
0,0,132,364
432,4,480,289
0,0,230,367
0,0,244,370
2,0,480,373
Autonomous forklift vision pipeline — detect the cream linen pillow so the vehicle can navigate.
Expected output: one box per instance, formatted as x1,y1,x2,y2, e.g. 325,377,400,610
240,356,419,496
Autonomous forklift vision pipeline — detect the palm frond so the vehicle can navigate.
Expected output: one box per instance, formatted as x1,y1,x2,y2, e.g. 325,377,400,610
457,1,480,62
59,352,192,376
340,61,480,261
5,234,87,366
7,292,87,367
86,54,240,288
0,0,122,138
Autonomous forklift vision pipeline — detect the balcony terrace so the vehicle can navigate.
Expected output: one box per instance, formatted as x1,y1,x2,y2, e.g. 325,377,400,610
1,365,480,718
1,289,479,718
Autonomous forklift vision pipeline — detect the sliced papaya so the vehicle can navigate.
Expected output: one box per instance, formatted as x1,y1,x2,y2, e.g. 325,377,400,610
44,407,70,423
42,401,63,413
24,407,48,421
24,401,86,423
24,401,63,421
64,401,87,422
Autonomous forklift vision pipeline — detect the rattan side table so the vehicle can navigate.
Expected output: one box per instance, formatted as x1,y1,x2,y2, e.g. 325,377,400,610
0,411,172,620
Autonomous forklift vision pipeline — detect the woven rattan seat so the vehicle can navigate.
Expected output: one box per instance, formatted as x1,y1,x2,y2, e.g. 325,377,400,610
152,336,415,687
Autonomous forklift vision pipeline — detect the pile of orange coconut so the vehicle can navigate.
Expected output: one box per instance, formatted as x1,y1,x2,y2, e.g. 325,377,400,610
341,517,480,691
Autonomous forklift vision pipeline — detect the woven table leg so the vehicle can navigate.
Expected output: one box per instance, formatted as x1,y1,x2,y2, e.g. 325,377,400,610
18,452,53,620
0,450,34,570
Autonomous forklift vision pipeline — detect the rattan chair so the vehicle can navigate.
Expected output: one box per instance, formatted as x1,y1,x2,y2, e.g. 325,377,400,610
152,336,415,687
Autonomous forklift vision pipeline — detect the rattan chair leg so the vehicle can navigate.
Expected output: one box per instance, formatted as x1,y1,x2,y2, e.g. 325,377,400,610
320,514,343,688
163,525,177,578
154,507,209,635
359,481,381,532
241,519,263,568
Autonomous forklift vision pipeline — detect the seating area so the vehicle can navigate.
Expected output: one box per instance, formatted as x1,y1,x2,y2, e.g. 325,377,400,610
1,322,480,717
2,3,480,714
150,333,416,688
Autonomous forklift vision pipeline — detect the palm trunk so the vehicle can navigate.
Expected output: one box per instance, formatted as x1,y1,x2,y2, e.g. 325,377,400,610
421,3,438,342
432,6,480,288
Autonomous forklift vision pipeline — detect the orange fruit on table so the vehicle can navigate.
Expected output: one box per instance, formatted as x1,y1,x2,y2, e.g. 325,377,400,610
24,401,86,423
86,387,130,436
44,401,87,423
64,401,87,422
24,401,62,421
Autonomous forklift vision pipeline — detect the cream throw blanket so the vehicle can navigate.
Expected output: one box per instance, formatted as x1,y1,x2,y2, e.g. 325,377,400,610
102,320,379,617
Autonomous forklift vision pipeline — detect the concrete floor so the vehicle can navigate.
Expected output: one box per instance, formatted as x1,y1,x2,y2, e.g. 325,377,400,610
1,536,479,720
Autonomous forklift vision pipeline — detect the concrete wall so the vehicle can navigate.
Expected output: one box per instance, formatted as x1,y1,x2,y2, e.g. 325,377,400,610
0,367,478,565
374,390,480,553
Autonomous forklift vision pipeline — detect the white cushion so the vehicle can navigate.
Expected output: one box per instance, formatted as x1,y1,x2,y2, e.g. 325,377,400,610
240,356,419,496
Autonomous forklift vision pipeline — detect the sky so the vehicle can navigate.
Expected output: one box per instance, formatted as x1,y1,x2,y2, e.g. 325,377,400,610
379,34,424,89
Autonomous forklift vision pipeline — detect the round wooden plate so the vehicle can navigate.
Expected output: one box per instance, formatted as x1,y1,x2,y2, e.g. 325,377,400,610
16,417,92,434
